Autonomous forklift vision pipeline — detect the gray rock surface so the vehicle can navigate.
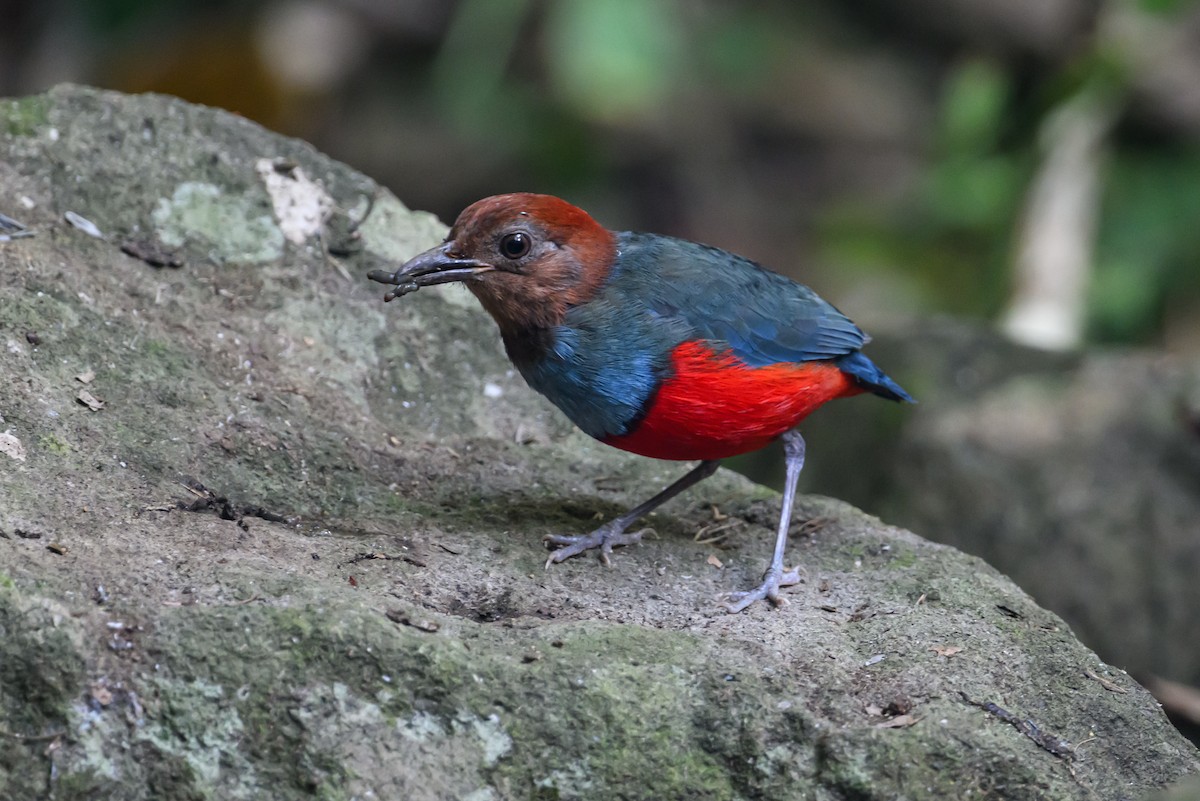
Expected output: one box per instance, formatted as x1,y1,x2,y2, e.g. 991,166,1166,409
0,85,1196,800
792,320,1200,696
892,347,1200,689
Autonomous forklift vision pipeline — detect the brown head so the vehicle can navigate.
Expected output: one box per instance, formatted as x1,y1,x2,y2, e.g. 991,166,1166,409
369,193,617,332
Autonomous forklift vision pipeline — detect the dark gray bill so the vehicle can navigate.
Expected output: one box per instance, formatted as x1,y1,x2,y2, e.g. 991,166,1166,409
367,243,493,302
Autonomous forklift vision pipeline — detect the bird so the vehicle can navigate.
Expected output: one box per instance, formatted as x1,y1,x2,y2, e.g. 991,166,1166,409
369,193,913,612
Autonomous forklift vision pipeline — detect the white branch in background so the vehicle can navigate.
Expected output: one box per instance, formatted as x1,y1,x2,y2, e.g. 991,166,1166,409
1002,92,1116,351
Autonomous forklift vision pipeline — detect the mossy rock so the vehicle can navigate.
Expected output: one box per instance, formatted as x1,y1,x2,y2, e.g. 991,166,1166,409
0,85,1195,800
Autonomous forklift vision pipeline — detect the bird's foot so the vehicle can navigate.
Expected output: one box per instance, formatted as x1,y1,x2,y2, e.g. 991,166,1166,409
722,566,802,613
544,524,653,567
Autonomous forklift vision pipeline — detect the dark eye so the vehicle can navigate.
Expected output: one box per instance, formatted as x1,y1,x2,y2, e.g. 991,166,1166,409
499,232,531,260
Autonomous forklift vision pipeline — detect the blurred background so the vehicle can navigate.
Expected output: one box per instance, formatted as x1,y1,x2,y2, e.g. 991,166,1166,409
4,0,1200,351
4,0,1200,740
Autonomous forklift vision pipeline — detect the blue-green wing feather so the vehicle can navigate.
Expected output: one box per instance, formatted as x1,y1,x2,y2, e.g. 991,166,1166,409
610,232,912,402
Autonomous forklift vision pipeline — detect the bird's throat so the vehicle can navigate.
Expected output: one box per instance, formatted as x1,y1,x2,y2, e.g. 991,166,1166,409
469,280,569,334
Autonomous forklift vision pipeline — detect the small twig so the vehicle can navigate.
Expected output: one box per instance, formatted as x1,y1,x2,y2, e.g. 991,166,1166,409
693,520,742,544
0,212,34,242
1084,668,1128,694
320,232,354,281
346,189,378,236
959,692,1073,760
178,480,210,499
793,516,830,537
345,552,394,565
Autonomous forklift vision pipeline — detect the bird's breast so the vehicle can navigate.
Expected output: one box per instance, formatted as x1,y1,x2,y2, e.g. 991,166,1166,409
503,323,665,441
603,341,861,461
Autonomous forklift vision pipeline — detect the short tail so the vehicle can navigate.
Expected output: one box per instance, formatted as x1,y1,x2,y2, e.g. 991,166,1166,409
834,351,915,403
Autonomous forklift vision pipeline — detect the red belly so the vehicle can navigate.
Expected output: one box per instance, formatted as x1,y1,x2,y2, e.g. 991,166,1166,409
602,341,860,461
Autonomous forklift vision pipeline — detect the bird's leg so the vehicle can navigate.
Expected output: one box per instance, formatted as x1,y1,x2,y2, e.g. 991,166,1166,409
545,459,721,567
724,430,806,613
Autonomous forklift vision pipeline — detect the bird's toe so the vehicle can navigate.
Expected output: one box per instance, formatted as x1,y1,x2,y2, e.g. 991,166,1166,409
542,524,651,568
723,567,802,613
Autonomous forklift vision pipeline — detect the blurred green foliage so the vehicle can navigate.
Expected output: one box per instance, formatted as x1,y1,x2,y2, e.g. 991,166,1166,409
543,0,684,122
818,10,1200,347
1093,151,1200,342
822,57,1027,321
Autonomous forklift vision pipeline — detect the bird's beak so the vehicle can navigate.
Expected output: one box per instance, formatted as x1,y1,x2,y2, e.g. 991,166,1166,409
367,242,495,301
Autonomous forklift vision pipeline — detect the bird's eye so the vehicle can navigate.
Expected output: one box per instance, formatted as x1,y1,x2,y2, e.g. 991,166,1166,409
499,232,531,260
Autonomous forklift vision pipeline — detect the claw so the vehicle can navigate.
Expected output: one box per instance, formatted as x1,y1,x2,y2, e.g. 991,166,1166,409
543,526,653,568
722,567,802,613
533,460,717,575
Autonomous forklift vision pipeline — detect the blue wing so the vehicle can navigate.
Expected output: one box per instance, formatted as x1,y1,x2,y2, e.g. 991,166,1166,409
609,232,912,402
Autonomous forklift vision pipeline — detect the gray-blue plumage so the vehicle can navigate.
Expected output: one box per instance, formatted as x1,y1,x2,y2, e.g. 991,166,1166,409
501,231,912,441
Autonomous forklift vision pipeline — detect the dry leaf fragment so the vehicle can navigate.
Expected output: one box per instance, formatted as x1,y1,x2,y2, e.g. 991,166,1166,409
64,210,103,238
76,390,105,411
75,369,95,384
931,645,963,658
706,554,724,569
875,714,920,729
